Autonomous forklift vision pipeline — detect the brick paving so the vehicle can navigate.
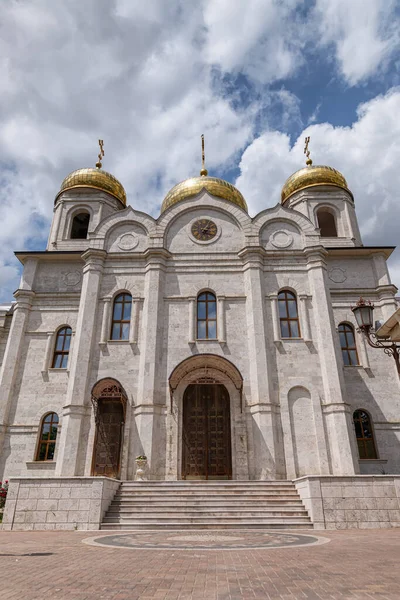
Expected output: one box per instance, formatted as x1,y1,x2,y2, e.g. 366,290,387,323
0,528,399,599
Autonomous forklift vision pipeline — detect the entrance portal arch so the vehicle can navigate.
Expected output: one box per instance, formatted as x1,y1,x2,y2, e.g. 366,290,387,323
91,378,127,478
168,354,248,480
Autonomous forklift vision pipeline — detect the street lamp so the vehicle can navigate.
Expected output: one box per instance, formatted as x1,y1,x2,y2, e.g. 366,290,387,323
351,297,400,376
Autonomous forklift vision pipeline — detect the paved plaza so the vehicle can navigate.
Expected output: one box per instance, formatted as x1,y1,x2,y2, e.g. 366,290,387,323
0,528,400,599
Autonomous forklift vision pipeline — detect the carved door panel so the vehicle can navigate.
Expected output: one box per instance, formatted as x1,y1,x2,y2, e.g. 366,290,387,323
92,400,124,478
182,384,232,480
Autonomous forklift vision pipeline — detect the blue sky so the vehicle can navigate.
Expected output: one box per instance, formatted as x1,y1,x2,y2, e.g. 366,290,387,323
0,0,400,301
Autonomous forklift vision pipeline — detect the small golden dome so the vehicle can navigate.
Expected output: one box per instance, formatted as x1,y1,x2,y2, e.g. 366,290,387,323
281,165,352,204
161,175,248,213
56,167,127,206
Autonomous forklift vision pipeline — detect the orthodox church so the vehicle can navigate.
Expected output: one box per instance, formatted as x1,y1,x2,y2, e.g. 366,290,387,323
0,136,399,508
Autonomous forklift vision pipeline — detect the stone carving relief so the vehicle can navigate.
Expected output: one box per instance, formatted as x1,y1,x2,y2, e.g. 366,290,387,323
61,270,82,287
270,230,294,249
328,267,347,283
117,233,139,251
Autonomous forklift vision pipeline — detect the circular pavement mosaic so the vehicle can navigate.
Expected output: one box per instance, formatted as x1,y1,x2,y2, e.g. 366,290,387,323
83,530,329,551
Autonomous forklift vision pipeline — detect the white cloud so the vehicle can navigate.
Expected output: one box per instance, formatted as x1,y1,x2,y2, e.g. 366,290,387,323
0,1,399,300
236,88,400,288
314,0,399,85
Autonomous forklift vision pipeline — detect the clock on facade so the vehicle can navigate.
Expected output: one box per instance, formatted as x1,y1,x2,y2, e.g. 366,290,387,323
191,219,218,241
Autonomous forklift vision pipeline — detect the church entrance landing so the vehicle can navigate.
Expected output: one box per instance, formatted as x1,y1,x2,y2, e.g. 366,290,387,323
182,384,232,480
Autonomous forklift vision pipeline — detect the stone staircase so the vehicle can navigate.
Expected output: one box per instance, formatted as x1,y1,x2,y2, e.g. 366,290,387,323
101,481,312,530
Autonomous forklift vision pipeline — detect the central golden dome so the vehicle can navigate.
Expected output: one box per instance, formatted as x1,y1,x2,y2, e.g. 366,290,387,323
56,167,127,206
281,165,352,204
161,174,247,213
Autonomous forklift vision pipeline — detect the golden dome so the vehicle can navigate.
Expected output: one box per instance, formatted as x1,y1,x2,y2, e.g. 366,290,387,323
161,175,248,213
281,165,352,204
56,167,127,206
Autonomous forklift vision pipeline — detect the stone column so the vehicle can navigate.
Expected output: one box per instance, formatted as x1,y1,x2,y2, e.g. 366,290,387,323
136,251,168,478
55,249,106,476
269,293,280,342
217,295,226,343
0,288,35,452
48,199,64,248
42,332,54,373
188,297,196,344
306,249,358,475
240,248,284,479
129,298,140,344
299,294,311,341
99,298,111,346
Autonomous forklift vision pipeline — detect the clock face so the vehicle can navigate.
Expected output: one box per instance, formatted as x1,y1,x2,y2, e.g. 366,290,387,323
191,219,218,241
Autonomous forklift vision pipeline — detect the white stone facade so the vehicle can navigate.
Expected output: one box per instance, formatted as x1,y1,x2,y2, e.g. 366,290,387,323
0,180,399,488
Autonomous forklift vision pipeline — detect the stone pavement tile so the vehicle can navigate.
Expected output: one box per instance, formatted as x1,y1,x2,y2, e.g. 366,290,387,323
1,529,400,599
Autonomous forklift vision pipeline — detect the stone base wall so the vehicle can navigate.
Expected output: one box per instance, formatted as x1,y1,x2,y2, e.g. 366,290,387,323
294,475,400,530
2,477,120,531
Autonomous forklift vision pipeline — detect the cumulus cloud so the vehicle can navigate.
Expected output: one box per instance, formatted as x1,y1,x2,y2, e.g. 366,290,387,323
0,0,399,301
236,88,400,287
314,0,400,85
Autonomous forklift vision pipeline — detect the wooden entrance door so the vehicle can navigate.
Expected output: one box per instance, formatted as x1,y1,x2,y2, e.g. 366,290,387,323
92,399,124,478
182,384,232,480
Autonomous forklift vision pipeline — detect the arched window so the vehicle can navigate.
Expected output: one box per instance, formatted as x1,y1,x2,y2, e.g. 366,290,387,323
353,409,377,459
278,290,300,338
71,212,90,239
36,412,59,461
197,292,217,339
52,327,72,368
111,293,132,340
317,209,337,237
338,323,359,366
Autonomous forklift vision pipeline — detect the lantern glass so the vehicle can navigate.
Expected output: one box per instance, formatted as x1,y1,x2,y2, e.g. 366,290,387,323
352,302,374,329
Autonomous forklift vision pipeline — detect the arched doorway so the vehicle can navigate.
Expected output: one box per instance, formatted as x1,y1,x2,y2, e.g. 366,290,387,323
91,378,127,478
182,383,232,480
169,354,245,480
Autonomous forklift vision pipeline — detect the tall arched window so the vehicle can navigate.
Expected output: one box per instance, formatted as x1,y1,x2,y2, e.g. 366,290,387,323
353,409,377,459
111,293,132,340
71,212,90,239
278,290,300,338
317,209,337,237
197,292,217,339
338,323,359,366
36,412,59,461
52,327,72,368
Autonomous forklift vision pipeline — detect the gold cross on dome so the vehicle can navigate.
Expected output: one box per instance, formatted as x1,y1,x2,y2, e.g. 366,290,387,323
304,136,312,166
200,134,208,176
96,139,104,169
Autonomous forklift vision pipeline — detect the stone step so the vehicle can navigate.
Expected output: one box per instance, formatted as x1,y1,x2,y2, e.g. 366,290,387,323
102,480,311,531
114,491,299,498
100,522,313,530
105,509,308,518
120,481,295,486
109,500,305,508
103,514,311,522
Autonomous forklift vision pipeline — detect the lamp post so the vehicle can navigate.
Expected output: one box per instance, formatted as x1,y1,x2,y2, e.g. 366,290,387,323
351,298,400,376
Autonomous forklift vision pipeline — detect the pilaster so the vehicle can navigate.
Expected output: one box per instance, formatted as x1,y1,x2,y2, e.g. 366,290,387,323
240,248,284,479
136,251,168,476
55,249,106,476
0,289,35,452
306,248,358,475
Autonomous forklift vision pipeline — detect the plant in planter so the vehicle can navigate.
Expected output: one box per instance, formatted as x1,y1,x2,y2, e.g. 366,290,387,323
0,481,9,512
135,455,148,481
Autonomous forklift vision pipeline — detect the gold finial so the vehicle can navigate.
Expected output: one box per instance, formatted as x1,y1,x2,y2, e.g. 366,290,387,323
96,139,104,169
200,134,208,176
304,136,312,166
